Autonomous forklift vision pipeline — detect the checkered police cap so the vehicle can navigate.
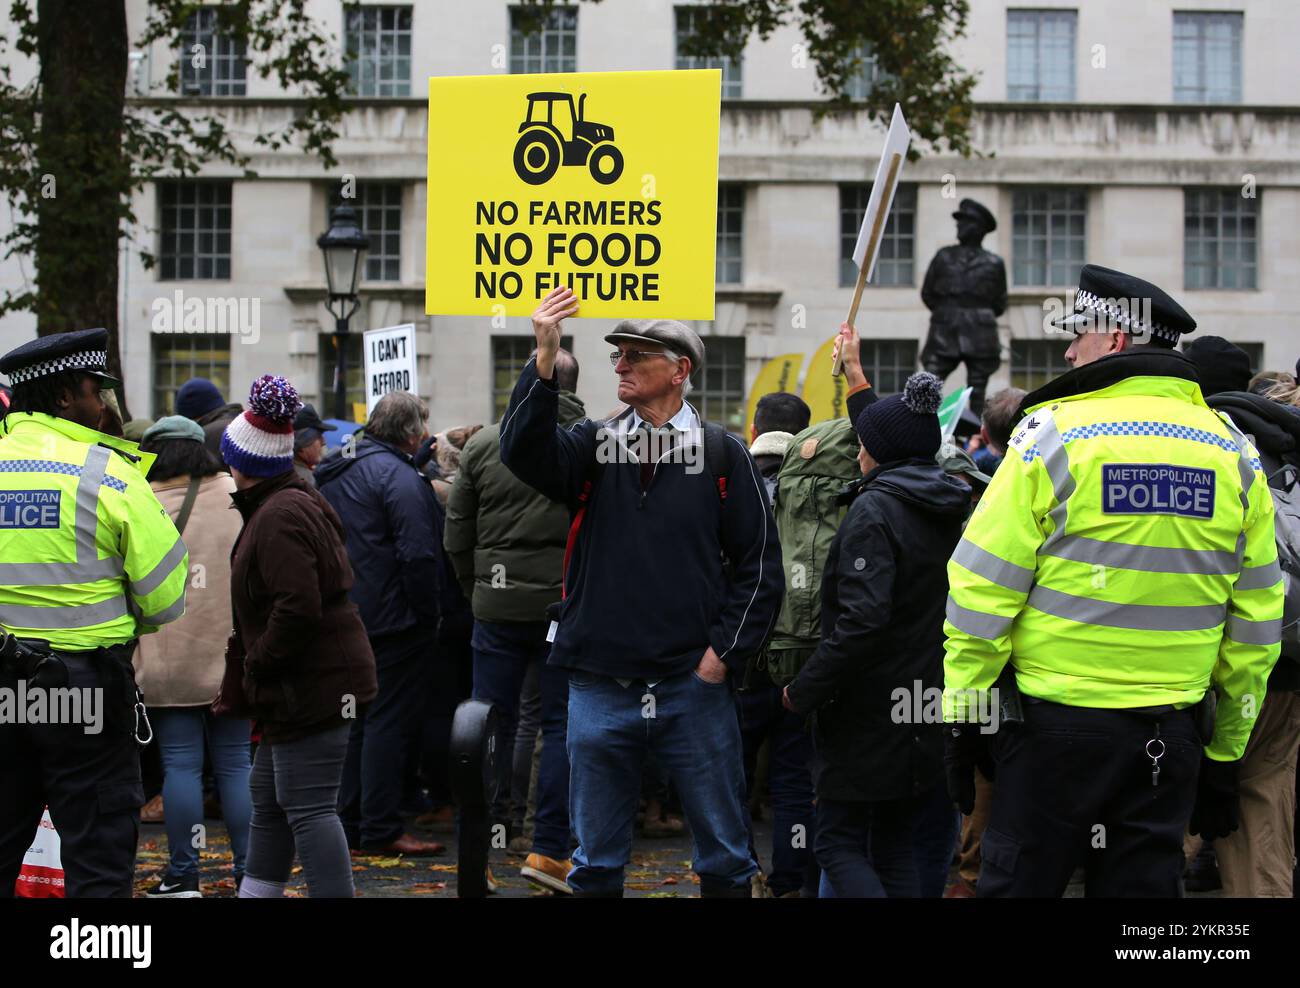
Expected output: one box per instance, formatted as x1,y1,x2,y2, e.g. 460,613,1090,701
1052,264,1196,345
0,328,120,389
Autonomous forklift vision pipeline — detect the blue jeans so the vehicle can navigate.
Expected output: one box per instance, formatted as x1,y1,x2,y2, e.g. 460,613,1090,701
567,668,756,895
471,619,570,859
735,684,817,896
151,707,252,880
815,796,920,897
340,630,435,847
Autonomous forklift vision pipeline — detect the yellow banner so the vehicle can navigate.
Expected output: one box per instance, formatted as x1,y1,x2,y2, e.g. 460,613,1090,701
744,353,805,437
425,70,721,319
800,336,849,424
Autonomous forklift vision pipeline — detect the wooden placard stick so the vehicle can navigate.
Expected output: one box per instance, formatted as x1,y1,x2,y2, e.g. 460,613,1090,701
833,150,904,377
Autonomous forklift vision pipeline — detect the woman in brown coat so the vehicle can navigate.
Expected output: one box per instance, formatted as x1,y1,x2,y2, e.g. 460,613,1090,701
134,416,250,898
221,376,377,898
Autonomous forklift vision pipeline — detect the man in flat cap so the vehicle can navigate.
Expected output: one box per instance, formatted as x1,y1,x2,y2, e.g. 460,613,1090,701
499,286,783,897
292,402,337,483
942,264,1282,896
0,328,189,896
921,198,1008,415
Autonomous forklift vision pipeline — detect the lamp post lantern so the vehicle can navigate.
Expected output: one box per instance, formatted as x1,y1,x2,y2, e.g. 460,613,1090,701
317,205,369,420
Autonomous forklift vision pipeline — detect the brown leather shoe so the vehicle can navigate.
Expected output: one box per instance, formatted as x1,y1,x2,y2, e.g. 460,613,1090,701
413,805,455,832
358,833,446,856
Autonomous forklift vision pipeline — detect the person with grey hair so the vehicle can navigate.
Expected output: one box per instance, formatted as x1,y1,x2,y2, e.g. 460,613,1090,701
500,286,784,897
315,390,446,856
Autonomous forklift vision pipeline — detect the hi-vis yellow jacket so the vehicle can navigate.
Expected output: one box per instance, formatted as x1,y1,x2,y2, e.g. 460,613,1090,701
943,363,1282,762
0,412,188,650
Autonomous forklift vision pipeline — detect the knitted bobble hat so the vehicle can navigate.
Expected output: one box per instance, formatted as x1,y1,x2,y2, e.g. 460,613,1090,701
221,375,304,478
853,371,944,464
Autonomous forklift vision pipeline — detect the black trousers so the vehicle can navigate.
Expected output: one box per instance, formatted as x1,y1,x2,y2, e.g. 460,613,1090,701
978,699,1200,898
0,652,144,898
339,630,435,848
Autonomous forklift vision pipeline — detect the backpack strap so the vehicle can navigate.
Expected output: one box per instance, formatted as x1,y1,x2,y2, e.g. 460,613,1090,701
173,476,202,537
702,421,730,506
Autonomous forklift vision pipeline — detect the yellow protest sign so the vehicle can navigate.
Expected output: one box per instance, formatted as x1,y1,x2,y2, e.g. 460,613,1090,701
744,353,805,436
800,336,849,424
425,70,721,319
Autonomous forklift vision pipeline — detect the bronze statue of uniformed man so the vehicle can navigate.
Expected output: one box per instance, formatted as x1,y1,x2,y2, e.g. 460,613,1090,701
920,199,1007,414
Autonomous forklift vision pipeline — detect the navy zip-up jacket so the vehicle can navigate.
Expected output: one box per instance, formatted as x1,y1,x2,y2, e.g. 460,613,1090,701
499,358,783,680
315,436,442,640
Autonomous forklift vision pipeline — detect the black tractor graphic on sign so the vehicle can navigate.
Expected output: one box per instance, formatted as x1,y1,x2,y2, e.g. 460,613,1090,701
513,92,624,186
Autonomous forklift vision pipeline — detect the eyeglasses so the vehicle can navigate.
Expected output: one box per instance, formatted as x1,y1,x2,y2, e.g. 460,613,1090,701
609,349,680,367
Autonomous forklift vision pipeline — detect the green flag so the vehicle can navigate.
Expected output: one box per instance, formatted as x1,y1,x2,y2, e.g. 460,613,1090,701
938,387,972,440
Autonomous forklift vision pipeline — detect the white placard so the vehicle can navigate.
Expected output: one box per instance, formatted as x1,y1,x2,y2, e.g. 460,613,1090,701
362,323,418,415
851,104,913,281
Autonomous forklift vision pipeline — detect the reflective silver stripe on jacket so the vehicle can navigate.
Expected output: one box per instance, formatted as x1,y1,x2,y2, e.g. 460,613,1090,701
1226,614,1283,646
951,538,1034,595
1027,585,1226,632
1236,558,1283,592
0,556,124,586
945,598,1014,640
141,595,186,627
0,595,129,629
1035,416,1076,553
74,445,111,564
130,536,187,598
1041,534,1239,576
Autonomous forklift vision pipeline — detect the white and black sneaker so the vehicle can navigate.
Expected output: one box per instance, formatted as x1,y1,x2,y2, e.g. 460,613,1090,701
145,873,202,898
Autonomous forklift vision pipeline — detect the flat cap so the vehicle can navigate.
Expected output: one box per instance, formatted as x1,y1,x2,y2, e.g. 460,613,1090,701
936,439,991,487
142,414,205,445
605,320,705,371
952,198,997,233
294,402,336,434
1052,263,1196,345
0,327,121,389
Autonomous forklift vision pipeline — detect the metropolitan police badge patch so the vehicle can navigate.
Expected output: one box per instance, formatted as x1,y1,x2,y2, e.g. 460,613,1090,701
0,490,61,528
1101,464,1215,519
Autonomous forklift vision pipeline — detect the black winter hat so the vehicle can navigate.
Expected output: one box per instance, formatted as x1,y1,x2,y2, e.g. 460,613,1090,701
1182,335,1252,398
854,372,944,464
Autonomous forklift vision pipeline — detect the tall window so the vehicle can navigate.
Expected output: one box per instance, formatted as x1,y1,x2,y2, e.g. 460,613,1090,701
716,185,744,284
491,335,572,421
690,337,746,432
152,334,232,418
1173,11,1243,103
178,8,247,96
1010,339,1072,392
858,340,918,396
1007,9,1077,101
1184,188,1258,290
676,6,742,99
158,181,232,280
345,5,412,97
840,184,917,287
1011,187,1086,287
331,184,403,282
319,332,365,416
845,42,882,100
510,5,577,74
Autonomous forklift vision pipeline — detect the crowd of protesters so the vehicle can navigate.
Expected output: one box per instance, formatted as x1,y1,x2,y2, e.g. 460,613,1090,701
4,289,1296,899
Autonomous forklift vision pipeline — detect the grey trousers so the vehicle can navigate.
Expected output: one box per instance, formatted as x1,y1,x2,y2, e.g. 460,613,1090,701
245,723,354,898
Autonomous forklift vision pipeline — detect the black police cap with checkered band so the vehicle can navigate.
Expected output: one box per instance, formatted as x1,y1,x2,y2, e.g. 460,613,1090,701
1051,264,1196,345
0,327,121,389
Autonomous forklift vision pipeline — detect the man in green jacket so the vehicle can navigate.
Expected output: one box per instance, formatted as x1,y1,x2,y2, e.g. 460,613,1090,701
444,347,583,895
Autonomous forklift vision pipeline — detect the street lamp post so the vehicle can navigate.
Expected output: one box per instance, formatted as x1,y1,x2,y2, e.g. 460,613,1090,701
317,205,369,421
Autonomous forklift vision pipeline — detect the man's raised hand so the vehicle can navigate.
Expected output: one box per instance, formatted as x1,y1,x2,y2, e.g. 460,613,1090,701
531,286,578,380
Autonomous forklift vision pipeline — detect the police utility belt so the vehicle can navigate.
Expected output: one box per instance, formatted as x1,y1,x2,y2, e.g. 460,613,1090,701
0,632,152,744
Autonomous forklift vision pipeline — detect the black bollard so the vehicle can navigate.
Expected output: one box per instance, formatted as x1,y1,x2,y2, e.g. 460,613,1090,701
449,698,501,898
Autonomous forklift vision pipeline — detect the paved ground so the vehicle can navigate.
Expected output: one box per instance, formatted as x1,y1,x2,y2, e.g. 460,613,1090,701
133,813,1218,899
134,813,751,898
